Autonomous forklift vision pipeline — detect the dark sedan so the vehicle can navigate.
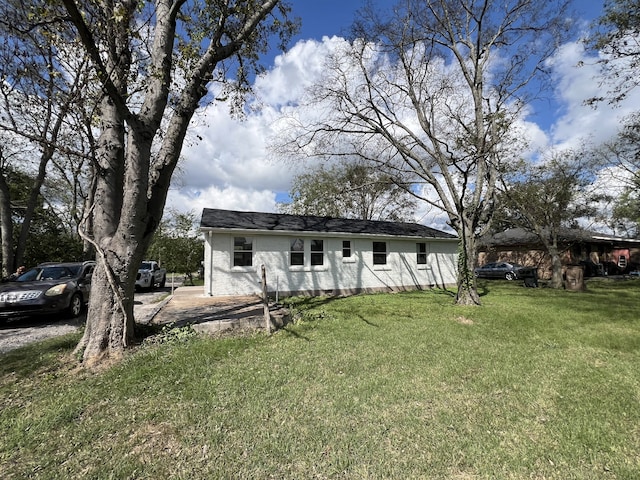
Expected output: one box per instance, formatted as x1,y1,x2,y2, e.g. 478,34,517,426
0,261,95,320
474,261,535,281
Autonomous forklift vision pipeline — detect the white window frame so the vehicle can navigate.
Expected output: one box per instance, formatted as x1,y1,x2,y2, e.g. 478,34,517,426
232,236,254,271
342,239,356,263
416,242,427,265
373,241,387,266
310,239,324,266
290,238,305,266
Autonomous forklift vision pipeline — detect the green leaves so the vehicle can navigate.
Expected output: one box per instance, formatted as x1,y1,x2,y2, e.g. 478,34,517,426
278,161,417,221
146,210,203,280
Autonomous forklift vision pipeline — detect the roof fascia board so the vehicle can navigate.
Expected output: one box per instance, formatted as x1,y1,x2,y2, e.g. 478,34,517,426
200,226,458,242
590,235,640,244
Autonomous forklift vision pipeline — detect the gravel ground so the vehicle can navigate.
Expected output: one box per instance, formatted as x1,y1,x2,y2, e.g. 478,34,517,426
0,290,172,355
0,317,82,354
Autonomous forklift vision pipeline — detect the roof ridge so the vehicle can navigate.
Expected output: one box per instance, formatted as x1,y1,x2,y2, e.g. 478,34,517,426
200,208,457,239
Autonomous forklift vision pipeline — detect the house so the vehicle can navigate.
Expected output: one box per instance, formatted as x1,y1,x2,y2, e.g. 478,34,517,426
478,228,640,278
200,208,459,297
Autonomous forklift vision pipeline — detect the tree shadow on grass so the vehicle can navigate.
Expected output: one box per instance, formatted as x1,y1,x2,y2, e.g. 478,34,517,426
281,294,342,312
0,333,80,379
355,314,379,327
279,326,311,342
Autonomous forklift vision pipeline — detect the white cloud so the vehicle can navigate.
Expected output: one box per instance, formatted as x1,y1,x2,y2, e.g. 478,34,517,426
254,36,349,107
546,40,640,150
167,33,639,235
165,39,346,218
166,184,278,217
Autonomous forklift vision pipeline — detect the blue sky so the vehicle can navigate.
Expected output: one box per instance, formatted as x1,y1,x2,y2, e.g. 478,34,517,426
167,0,634,233
282,0,605,132
290,0,366,42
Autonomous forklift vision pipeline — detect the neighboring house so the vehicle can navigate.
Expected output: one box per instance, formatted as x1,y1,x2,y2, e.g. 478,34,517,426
200,208,459,297
478,228,640,279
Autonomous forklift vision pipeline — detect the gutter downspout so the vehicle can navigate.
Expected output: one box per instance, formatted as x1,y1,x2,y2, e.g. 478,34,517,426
207,231,213,296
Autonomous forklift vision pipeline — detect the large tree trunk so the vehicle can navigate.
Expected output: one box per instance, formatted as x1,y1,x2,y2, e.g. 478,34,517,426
74,90,133,364
548,246,564,289
76,253,136,367
538,233,564,289
0,170,14,277
455,217,481,306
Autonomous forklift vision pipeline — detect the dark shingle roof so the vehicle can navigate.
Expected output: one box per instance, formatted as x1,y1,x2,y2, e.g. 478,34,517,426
200,208,457,240
479,227,640,247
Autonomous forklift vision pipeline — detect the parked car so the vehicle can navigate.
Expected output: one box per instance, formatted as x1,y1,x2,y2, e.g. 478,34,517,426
0,261,95,320
474,262,536,281
135,261,166,290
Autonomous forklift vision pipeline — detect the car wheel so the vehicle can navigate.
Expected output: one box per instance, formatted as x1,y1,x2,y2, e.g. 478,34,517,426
159,275,166,288
505,272,515,281
67,293,83,318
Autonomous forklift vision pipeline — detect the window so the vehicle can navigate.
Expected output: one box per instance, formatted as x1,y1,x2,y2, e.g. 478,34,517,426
618,255,627,268
417,242,427,264
290,238,304,266
233,237,253,267
342,240,352,258
311,239,324,266
373,241,387,265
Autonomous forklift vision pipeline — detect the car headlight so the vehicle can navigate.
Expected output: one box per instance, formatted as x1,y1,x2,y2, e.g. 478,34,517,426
45,284,68,297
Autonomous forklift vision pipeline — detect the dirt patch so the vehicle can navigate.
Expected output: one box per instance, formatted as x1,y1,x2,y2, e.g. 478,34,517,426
455,316,474,325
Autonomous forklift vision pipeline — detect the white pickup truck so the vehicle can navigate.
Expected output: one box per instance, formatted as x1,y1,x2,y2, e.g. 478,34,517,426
135,261,167,290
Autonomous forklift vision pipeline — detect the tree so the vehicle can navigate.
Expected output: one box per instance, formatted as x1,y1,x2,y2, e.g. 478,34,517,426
602,113,640,236
587,0,640,105
0,0,97,276
279,0,574,305
0,164,83,271
49,0,298,367
278,161,417,221
613,187,640,236
0,144,20,277
147,210,204,285
497,150,603,288
586,1,640,237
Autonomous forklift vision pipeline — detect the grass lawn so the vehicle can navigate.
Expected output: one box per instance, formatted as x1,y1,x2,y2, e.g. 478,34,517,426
1,279,639,479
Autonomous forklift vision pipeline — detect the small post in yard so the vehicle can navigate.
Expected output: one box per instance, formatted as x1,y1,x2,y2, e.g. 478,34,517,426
261,264,272,333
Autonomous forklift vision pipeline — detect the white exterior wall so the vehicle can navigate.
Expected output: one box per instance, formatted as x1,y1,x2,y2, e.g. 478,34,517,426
204,231,458,297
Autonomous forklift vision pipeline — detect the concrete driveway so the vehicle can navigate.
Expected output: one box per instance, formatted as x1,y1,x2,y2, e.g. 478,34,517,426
149,286,271,333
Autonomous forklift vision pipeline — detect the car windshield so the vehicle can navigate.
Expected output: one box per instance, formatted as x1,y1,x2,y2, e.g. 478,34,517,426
141,262,153,270
16,265,81,281
15,268,39,282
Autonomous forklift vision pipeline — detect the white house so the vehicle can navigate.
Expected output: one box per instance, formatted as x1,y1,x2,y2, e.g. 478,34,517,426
200,208,459,297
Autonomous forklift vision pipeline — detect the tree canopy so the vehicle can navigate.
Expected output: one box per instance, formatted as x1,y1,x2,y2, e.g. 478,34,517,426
496,150,603,287
588,0,640,105
0,0,97,276
605,114,640,236
147,210,204,285
278,161,417,221
587,0,640,237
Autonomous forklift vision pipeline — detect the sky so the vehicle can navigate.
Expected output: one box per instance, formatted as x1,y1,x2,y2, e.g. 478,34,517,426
164,0,638,233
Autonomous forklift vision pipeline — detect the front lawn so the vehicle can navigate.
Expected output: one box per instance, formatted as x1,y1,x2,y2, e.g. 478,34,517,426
1,279,639,479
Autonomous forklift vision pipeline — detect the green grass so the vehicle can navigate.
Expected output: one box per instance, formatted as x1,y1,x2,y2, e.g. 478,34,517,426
1,279,639,479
